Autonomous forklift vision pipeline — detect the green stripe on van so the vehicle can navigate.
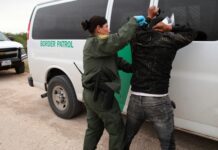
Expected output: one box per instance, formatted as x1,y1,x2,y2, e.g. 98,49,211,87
115,44,132,110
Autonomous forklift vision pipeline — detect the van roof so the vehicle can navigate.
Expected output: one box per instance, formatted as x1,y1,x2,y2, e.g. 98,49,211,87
36,0,65,7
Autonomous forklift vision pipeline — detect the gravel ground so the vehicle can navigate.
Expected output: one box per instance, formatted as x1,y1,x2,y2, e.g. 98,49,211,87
0,70,217,150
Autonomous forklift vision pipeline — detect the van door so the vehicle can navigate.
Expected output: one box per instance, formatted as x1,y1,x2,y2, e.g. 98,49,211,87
110,0,218,140
158,0,218,140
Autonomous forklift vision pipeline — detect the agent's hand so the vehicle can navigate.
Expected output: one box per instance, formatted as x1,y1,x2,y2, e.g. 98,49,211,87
147,6,159,19
152,21,172,32
134,16,147,26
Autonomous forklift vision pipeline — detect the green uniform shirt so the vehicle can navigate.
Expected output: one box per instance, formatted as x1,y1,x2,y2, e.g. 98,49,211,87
82,17,137,92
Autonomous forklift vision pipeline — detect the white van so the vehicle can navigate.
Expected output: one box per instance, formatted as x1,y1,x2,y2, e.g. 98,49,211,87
27,0,218,141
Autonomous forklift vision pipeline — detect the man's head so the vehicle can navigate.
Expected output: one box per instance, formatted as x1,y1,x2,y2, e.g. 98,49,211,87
195,31,207,41
142,17,172,32
148,17,164,30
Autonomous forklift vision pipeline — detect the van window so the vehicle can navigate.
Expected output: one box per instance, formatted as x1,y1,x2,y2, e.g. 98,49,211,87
32,0,108,39
110,0,150,33
159,0,218,41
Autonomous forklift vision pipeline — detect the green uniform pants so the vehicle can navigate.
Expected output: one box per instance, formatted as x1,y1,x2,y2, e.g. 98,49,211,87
83,89,125,150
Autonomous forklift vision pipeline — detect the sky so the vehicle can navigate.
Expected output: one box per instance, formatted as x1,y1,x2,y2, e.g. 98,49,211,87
0,0,49,33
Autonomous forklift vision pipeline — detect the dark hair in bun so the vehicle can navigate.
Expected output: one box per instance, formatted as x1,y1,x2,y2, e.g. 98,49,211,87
81,20,90,31
81,16,107,34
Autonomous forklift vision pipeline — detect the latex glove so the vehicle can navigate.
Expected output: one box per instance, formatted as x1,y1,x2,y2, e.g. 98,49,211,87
134,16,147,26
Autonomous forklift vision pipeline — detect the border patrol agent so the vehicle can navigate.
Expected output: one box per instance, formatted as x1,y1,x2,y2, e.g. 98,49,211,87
81,6,160,149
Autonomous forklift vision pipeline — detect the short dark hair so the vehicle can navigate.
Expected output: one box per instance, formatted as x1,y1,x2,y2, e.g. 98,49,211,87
195,31,207,41
81,16,107,34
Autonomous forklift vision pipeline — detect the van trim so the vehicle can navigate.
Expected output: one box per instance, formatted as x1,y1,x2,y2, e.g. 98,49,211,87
106,0,114,28
36,0,76,8
175,118,218,141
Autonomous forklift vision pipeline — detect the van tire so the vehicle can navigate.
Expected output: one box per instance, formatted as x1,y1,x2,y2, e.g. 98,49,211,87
47,75,83,119
15,62,25,74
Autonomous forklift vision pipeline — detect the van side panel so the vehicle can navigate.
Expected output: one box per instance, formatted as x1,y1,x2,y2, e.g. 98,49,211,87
28,0,108,101
170,42,218,140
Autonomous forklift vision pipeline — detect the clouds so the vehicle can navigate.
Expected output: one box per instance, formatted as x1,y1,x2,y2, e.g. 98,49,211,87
0,0,47,33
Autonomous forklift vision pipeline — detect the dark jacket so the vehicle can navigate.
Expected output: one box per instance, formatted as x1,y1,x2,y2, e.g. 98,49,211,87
130,25,197,94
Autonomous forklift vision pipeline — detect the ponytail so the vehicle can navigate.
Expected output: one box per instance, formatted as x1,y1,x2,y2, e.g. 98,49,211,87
81,16,107,34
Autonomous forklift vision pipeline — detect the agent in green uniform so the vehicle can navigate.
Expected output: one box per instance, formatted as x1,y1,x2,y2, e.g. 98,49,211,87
81,7,158,150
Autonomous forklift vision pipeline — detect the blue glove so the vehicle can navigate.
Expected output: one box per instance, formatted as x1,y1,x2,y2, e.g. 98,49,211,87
134,15,147,26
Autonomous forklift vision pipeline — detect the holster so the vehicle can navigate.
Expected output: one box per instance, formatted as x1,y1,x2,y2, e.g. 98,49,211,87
92,72,115,110
100,83,115,110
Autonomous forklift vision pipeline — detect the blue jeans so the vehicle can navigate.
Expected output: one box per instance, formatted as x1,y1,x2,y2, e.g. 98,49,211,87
124,95,175,150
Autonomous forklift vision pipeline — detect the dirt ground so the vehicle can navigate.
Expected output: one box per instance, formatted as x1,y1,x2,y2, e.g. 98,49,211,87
0,70,217,150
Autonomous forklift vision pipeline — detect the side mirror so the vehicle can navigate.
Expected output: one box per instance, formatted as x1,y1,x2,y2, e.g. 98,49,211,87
8,36,15,41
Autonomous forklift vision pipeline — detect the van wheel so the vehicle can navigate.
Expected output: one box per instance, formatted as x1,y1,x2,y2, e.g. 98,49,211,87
48,75,83,119
15,62,25,74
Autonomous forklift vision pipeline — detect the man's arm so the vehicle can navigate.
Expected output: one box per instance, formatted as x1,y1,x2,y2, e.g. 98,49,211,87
153,22,197,49
116,56,133,73
171,25,198,49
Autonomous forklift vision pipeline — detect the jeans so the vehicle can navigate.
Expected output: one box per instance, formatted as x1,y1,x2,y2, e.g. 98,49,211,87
124,95,175,150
